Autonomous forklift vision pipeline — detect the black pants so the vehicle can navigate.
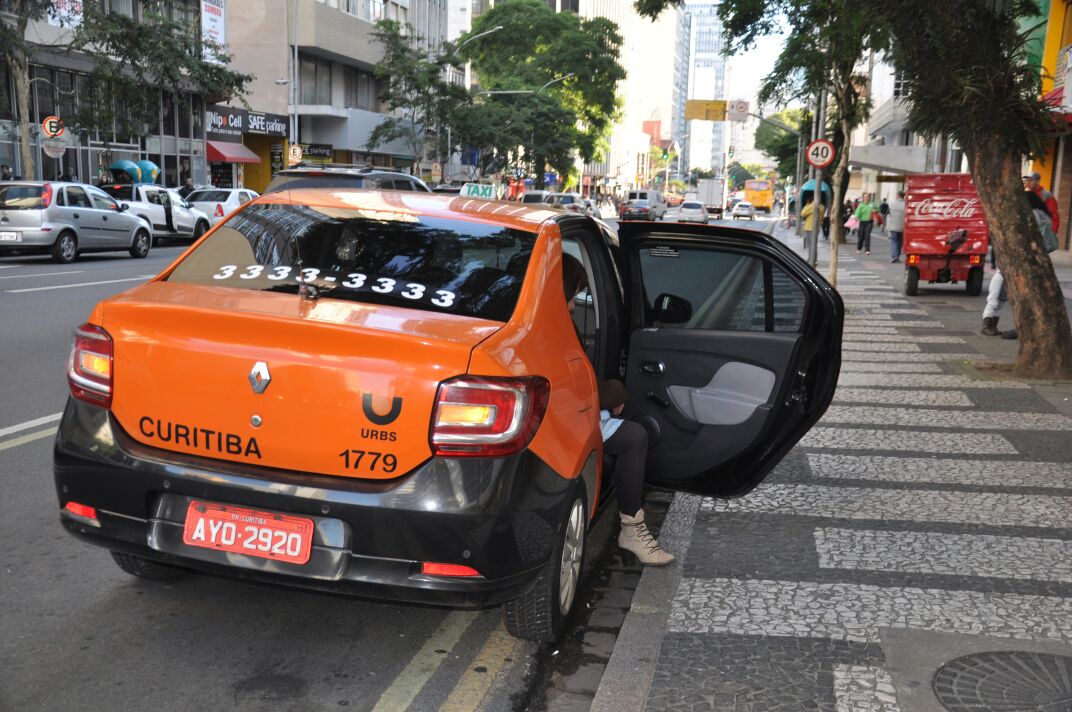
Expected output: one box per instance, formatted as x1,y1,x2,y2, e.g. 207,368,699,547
856,221,873,251
604,420,647,516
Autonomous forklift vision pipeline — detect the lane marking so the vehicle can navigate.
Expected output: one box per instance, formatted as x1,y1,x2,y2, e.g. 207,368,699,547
7,275,154,293
807,453,1072,489
0,412,63,438
668,576,1072,641
439,622,518,712
0,270,85,280
834,665,902,712
372,611,479,712
815,528,1072,584
0,427,58,452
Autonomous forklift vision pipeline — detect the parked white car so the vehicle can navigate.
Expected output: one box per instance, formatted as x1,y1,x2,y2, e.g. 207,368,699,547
678,200,708,224
101,184,211,242
732,201,756,220
186,188,260,225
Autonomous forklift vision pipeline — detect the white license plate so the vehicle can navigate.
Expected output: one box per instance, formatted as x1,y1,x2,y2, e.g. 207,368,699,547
0,232,18,242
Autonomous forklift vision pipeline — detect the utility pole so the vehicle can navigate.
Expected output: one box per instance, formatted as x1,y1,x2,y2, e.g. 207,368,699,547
808,87,827,267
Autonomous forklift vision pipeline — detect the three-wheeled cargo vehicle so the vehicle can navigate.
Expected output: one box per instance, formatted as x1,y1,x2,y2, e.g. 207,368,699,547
903,174,989,296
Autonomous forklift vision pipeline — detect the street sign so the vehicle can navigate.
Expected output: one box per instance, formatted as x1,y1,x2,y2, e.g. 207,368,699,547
727,100,749,122
685,100,726,122
41,115,64,138
287,144,302,164
806,139,836,169
461,183,495,199
42,138,67,158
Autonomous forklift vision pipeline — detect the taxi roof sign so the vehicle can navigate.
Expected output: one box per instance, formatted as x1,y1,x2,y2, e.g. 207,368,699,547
461,183,495,199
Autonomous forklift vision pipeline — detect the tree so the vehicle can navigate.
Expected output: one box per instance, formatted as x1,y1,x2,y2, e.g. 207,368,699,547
755,108,809,178
461,0,625,187
881,0,1072,379
726,161,755,189
368,20,469,171
2,1,250,179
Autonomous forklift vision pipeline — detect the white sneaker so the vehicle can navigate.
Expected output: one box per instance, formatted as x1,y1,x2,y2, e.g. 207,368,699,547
619,509,675,566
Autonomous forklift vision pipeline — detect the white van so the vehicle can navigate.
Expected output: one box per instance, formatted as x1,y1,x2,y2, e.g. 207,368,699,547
627,190,666,219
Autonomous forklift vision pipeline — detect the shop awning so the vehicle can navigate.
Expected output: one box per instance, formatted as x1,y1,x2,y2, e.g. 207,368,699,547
206,140,261,164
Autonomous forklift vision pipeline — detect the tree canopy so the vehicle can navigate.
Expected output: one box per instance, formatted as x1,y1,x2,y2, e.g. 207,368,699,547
754,108,809,178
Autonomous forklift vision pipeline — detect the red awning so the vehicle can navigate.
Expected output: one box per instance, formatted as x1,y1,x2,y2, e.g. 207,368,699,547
206,140,261,164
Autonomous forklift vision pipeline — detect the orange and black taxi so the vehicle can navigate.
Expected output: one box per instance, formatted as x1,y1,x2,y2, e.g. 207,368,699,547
55,188,842,641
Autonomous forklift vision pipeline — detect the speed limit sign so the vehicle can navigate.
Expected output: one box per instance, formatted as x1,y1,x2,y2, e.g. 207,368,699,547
806,139,835,169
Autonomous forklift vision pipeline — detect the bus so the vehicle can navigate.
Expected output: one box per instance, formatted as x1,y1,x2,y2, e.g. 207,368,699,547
744,180,774,213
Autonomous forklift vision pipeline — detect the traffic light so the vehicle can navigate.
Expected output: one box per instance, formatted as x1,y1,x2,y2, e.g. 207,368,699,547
728,145,735,158
662,147,669,160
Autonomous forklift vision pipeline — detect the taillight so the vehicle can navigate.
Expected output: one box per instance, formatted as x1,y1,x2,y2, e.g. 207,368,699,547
907,255,920,265
67,323,113,408
969,255,983,265
40,183,53,207
215,203,224,217
430,376,550,457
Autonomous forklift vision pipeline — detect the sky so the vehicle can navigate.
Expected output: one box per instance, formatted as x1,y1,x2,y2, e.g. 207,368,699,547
724,32,792,111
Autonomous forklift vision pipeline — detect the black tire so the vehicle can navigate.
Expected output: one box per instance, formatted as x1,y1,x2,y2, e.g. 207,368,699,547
192,220,209,241
905,266,920,296
129,229,151,259
966,266,983,296
503,494,586,642
50,231,77,264
110,551,185,581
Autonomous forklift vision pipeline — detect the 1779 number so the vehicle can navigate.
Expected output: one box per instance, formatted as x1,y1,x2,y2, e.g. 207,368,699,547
339,449,398,473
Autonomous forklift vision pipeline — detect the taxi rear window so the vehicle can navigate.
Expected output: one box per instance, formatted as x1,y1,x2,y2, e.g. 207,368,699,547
166,202,537,322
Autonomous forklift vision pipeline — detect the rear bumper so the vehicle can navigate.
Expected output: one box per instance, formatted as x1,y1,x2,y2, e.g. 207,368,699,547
0,226,56,250
54,399,578,608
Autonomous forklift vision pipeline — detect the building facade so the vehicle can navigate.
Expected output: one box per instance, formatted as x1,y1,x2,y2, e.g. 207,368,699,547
684,0,727,175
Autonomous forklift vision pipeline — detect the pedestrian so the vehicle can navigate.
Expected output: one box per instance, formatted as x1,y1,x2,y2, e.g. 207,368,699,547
63,165,78,182
1023,172,1059,232
562,256,674,566
887,191,906,262
981,190,1056,337
801,195,825,234
879,197,890,234
0,164,12,181
179,178,195,199
853,193,878,254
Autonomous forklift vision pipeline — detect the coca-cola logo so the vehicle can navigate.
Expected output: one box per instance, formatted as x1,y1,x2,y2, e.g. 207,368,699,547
914,197,980,219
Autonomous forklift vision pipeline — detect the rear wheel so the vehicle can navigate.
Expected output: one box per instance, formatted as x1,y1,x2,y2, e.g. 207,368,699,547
905,266,920,296
110,551,186,581
129,229,151,258
50,231,77,263
966,267,983,296
192,220,209,241
504,495,586,642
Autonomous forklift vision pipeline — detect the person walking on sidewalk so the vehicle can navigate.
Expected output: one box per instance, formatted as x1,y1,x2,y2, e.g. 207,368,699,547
879,197,890,234
1024,172,1059,233
981,190,1056,336
854,194,878,254
887,191,906,262
562,256,674,566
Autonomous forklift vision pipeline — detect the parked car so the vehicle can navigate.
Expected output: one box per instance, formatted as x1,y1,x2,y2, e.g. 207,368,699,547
101,183,210,242
265,165,431,194
732,201,756,220
186,188,260,226
520,190,553,205
0,181,154,263
584,198,601,219
54,190,842,643
432,184,463,194
678,200,708,224
627,189,667,219
547,192,586,214
620,199,657,221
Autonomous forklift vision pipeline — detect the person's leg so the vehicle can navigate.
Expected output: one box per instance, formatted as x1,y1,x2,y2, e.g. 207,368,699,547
863,221,873,253
981,270,1002,335
856,225,864,251
603,421,674,565
890,231,902,261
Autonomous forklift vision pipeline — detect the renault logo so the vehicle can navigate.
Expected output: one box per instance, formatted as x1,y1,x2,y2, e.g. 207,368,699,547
249,362,271,394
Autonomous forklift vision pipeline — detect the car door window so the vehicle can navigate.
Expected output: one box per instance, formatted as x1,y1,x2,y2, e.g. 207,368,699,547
65,186,92,209
239,191,253,204
88,189,115,211
562,236,600,363
145,190,162,205
637,246,805,332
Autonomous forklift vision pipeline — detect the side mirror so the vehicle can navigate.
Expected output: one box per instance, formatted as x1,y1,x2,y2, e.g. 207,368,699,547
653,293,692,325
116,202,129,212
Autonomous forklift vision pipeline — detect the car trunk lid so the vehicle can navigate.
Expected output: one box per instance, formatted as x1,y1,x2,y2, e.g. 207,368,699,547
105,281,502,479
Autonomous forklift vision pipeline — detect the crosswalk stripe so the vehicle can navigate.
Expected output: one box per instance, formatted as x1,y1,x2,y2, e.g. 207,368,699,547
841,363,943,373
837,373,1029,389
814,528,1072,583
823,406,1072,430
834,666,902,712
843,335,966,343
843,343,921,352
844,353,979,363
832,388,973,406
806,453,1072,489
799,427,1017,454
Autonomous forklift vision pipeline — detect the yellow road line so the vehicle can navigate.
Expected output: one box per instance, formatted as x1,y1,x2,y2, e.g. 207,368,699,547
439,622,518,712
371,610,478,712
0,427,58,452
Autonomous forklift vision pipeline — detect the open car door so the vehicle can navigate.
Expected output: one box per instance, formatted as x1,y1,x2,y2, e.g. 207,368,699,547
617,222,843,498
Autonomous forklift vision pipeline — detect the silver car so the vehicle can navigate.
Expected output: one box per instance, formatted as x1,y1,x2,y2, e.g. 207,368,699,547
0,181,154,263
731,201,756,221
678,200,709,224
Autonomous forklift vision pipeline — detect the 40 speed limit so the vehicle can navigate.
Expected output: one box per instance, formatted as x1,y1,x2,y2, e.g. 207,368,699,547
806,139,835,169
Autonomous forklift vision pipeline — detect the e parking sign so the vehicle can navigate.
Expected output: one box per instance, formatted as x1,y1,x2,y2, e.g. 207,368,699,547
806,139,835,169
42,115,65,138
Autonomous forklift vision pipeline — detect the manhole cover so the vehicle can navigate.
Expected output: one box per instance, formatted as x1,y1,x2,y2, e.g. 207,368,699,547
933,651,1072,712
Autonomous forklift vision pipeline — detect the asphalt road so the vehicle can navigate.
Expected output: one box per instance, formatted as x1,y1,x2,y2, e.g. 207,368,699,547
0,244,541,712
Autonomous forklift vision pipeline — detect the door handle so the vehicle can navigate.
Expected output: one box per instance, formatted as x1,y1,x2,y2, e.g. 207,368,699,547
641,361,666,375
645,391,670,408
102,216,108,221
73,213,79,219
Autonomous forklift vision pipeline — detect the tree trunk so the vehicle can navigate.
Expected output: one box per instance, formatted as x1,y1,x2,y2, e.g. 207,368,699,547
966,139,1072,379
535,156,546,189
827,101,853,287
11,30,34,180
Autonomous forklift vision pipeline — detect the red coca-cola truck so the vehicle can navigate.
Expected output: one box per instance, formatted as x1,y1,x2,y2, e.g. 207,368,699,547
903,173,989,296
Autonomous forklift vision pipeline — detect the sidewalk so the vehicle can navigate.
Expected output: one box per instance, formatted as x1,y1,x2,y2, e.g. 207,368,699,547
590,223,1072,712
